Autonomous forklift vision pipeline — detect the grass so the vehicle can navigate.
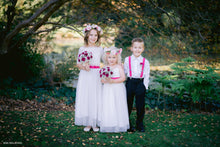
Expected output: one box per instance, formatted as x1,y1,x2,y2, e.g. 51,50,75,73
0,110,219,146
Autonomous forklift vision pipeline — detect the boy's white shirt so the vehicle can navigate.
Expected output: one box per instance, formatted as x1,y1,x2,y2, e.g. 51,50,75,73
124,55,150,89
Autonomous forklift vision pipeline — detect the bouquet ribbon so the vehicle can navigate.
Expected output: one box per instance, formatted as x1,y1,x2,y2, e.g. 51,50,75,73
90,66,100,69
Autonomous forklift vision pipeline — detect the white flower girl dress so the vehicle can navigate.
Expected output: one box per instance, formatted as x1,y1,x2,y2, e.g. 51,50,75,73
75,46,103,127
100,67,130,132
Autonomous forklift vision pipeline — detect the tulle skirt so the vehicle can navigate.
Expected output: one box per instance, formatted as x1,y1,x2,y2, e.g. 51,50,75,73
74,69,102,127
100,83,130,133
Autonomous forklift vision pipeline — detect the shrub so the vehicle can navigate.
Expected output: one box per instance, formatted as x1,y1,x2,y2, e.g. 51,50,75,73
151,57,220,111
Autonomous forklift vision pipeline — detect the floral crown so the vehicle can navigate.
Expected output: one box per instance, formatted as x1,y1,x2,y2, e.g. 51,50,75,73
83,24,102,35
104,47,122,55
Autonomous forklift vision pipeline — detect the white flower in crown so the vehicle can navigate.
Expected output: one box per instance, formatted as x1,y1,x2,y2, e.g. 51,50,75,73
86,25,92,31
83,24,102,35
91,24,97,28
111,50,117,55
96,26,101,31
104,47,123,55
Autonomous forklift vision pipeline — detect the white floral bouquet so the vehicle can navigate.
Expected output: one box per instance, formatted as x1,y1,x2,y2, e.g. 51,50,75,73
77,51,93,64
99,66,113,79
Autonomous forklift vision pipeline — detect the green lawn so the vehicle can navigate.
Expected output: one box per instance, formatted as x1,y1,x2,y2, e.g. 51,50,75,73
0,111,219,146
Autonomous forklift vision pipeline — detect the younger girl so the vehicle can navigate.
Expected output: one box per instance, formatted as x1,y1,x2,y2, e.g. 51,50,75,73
75,24,103,132
100,46,129,133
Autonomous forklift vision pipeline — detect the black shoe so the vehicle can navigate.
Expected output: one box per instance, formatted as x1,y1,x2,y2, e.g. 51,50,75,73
127,127,136,132
137,127,145,132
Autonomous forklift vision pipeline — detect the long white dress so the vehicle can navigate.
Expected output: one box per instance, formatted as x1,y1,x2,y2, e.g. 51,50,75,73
75,46,103,127
100,67,130,133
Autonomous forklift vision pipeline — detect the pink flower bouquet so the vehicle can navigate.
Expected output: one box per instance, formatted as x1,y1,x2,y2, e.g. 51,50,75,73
77,51,93,64
99,66,113,79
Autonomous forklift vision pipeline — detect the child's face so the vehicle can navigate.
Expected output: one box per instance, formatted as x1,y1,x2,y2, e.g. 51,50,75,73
107,54,118,66
88,29,98,45
131,42,144,57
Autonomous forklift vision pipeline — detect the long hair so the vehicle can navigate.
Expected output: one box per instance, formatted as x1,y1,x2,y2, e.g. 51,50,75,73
84,29,101,46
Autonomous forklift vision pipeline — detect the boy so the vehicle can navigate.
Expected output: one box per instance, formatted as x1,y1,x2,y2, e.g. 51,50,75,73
124,38,150,132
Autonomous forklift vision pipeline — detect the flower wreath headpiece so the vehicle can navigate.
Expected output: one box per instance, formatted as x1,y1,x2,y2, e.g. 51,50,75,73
104,47,122,55
83,24,103,35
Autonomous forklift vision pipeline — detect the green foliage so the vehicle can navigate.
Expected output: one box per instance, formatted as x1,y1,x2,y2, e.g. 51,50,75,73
171,57,220,103
55,57,78,82
184,67,219,102
0,85,32,100
152,74,176,110
151,57,220,111
43,45,80,85
0,78,76,104
0,38,45,81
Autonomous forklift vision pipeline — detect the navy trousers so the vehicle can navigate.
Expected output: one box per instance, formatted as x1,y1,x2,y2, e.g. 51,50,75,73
126,78,146,129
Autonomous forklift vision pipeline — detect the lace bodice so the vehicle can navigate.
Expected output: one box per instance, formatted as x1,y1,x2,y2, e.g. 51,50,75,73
77,46,103,66
111,67,120,78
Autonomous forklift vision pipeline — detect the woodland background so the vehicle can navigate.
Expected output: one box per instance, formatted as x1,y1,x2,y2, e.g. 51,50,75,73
0,0,219,111
0,0,219,146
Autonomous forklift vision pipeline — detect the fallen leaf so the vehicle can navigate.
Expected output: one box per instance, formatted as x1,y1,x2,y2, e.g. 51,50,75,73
181,130,186,133
89,138,93,141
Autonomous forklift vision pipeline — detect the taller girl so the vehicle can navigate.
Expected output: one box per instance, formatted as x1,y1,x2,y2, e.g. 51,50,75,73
75,24,103,132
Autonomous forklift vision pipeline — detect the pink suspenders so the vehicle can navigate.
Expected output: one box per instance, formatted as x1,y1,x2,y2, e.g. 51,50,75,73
128,56,145,78
129,56,132,77
140,58,145,77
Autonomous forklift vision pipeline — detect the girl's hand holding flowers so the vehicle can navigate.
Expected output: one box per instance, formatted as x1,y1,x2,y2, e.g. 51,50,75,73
78,51,93,71
78,51,93,64
84,64,90,71
99,67,113,83
101,78,112,84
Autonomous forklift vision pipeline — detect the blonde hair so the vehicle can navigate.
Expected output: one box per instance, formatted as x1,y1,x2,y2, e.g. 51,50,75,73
102,46,122,65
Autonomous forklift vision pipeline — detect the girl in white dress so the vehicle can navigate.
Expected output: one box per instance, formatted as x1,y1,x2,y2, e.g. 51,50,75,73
100,46,130,133
75,24,103,132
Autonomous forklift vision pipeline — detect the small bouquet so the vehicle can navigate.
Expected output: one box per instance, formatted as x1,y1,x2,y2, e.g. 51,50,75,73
99,66,113,79
77,51,93,64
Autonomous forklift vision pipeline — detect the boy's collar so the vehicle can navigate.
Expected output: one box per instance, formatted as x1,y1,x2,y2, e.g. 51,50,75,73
131,54,143,60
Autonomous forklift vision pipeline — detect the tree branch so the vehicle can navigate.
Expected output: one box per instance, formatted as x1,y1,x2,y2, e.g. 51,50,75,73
6,0,17,33
9,0,69,51
34,26,58,35
46,22,83,35
149,0,180,25
196,7,212,22
5,0,61,45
